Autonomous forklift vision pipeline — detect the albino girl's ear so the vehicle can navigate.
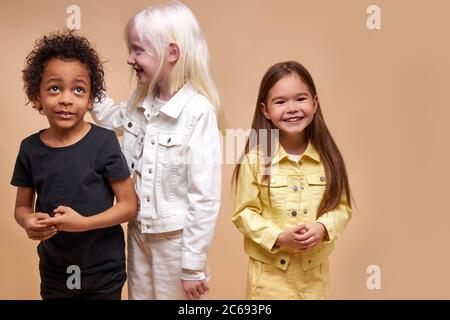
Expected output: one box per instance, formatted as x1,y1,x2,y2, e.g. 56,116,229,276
260,103,271,120
167,43,180,64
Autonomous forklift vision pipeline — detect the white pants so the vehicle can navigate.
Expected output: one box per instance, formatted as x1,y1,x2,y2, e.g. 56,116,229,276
127,220,209,300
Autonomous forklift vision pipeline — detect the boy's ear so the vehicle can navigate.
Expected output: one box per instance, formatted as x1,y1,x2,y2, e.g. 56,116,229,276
167,43,180,64
32,98,45,115
87,97,93,112
260,103,271,120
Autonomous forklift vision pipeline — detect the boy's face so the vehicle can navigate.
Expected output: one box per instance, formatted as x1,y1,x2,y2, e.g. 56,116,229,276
36,58,92,131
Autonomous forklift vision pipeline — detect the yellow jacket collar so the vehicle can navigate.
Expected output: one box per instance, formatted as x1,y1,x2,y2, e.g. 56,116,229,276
270,140,321,165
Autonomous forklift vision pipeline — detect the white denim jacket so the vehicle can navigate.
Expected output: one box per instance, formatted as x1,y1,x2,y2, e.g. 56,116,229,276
91,84,221,272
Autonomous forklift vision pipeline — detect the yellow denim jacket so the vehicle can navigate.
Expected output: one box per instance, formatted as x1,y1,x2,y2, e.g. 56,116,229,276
233,142,351,272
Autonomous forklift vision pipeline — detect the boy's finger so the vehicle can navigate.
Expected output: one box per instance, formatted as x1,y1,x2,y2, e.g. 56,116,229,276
32,230,57,241
53,206,67,214
33,226,57,233
32,230,57,237
35,212,50,220
37,217,54,225
41,231,57,241
45,216,63,226
29,223,56,232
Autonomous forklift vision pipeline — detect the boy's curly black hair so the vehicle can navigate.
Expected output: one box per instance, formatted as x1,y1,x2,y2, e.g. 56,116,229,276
22,30,105,111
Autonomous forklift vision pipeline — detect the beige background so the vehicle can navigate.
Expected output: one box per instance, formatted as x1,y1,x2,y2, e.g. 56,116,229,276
1,0,449,299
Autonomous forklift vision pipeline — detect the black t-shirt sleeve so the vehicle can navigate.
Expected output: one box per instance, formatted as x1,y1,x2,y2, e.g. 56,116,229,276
99,130,130,180
11,142,34,187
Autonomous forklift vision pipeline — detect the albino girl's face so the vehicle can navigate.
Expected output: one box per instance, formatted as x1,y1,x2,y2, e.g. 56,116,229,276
127,27,159,85
261,74,318,143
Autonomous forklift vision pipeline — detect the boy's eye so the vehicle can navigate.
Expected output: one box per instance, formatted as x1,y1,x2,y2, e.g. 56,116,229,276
74,87,86,94
48,86,60,93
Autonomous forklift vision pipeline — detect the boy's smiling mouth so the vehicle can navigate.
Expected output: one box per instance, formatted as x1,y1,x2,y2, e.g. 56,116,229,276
56,111,75,119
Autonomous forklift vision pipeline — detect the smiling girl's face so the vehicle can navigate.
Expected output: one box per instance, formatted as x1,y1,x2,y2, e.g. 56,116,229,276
261,73,318,152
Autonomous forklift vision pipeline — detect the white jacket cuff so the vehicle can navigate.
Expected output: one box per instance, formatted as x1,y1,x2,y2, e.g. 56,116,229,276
180,270,206,281
181,249,207,271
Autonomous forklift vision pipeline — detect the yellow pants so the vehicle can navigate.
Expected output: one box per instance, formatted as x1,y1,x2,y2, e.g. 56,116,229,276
245,255,330,300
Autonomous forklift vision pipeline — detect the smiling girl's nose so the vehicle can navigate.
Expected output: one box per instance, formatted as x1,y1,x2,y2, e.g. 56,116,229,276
286,100,297,113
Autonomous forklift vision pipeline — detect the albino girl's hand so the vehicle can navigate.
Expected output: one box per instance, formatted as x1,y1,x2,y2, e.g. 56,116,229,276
295,222,327,250
182,279,209,300
40,206,88,232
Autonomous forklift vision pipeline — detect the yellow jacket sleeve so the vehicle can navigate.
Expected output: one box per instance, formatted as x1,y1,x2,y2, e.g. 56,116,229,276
316,192,352,243
232,155,284,253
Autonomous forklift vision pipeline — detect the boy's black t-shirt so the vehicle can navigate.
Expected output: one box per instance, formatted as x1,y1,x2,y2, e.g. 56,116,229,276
11,124,131,275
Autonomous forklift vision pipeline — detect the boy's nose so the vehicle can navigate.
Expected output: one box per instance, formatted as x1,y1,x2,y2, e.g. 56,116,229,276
59,90,73,105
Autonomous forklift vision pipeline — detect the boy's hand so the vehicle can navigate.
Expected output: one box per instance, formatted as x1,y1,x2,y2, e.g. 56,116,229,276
182,280,209,300
23,212,57,241
40,206,88,232
295,222,327,250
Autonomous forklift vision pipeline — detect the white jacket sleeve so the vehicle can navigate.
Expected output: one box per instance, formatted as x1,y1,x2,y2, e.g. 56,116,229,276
182,106,222,271
90,92,131,134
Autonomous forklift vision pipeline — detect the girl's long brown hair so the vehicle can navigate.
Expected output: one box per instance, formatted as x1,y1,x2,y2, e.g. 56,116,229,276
233,61,351,217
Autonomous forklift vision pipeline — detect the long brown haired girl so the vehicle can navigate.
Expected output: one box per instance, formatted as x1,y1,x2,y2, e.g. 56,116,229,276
233,61,352,299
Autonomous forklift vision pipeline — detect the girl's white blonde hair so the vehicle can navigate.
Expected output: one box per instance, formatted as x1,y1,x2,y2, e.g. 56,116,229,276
125,0,225,132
